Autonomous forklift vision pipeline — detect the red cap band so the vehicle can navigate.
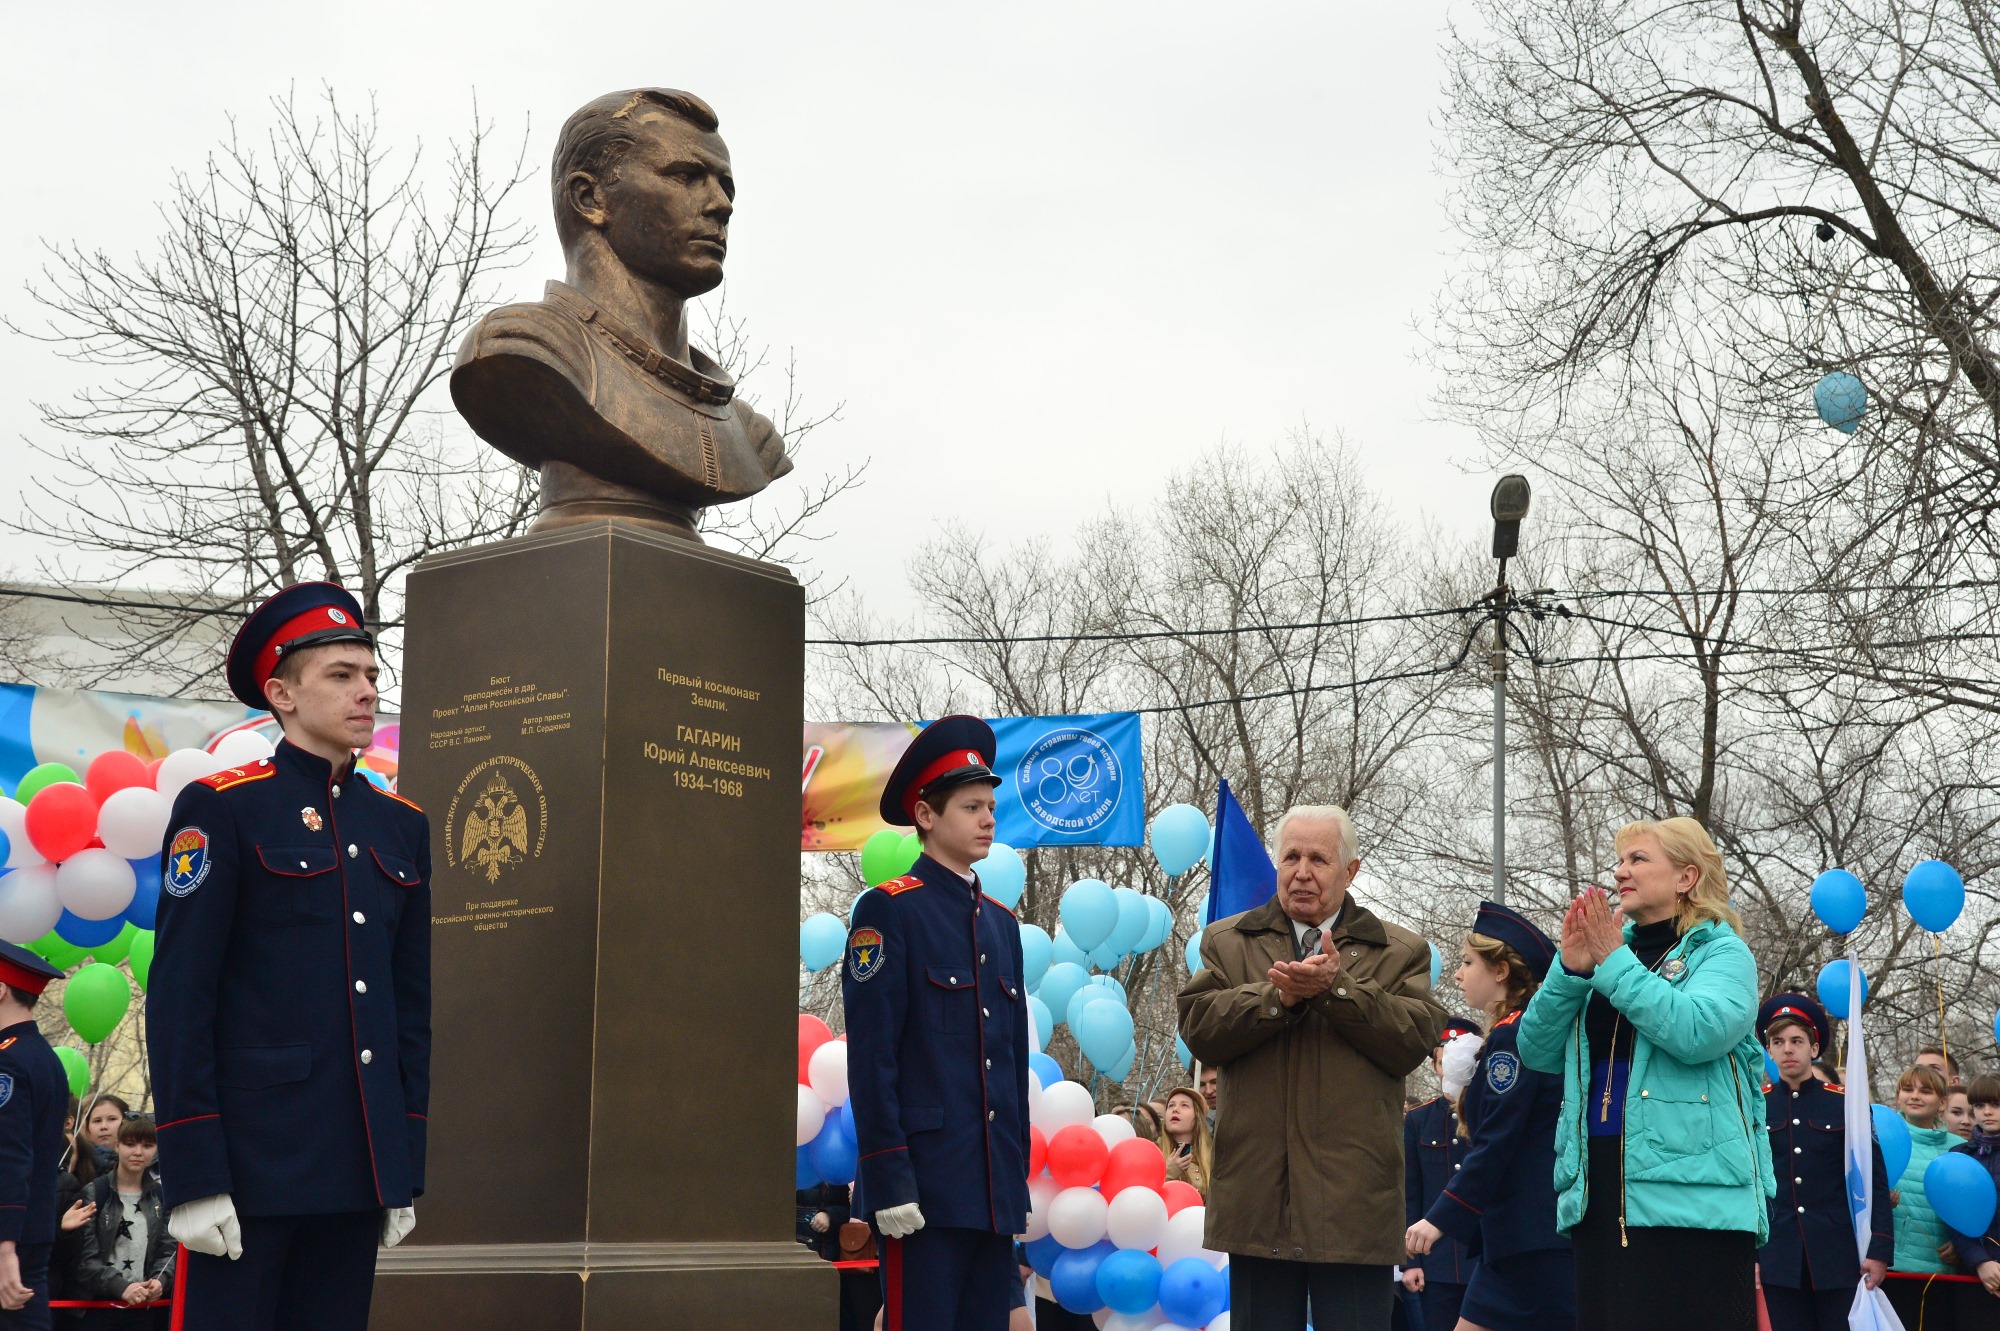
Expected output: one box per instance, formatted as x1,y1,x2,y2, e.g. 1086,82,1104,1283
902,749,991,819
250,605,364,699
0,956,52,997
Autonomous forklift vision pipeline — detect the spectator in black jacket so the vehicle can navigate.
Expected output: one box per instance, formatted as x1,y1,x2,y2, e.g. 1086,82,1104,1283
72,1118,173,1328
795,1180,850,1261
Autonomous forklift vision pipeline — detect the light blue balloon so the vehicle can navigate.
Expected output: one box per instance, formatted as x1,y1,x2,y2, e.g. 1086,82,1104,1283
1039,961,1090,1019
1067,983,1118,1034
1103,1039,1136,1080
1150,804,1211,876
1175,1035,1193,1070
1927,1151,1997,1238
974,843,1027,911
1903,860,1965,933
1108,887,1150,955
1142,897,1174,951
1020,924,1053,990
799,912,847,972
1810,869,1867,934
1076,1002,1135,1067
1052,929,1090,969
1185,932,1203,974
1872,1103,1912,1184
1428,942,1441,989
1814,370,1868,434
1088,974,1128,1005
1061,879,1119,951
1089,939,1125,971
1817,959,1869,1018
1028,995,1053,1048
848,889,871,926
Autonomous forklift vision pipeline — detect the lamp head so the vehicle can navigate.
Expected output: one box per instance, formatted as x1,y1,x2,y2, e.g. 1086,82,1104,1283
1490,473,1531,560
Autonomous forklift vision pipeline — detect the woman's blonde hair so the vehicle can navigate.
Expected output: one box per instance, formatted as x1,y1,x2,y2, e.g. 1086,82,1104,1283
1464,933,1539,1021
1615,816,1743,937
1157,1086,1214,1195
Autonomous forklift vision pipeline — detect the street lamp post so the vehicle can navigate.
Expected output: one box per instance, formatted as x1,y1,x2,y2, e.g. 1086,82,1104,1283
1489,475,1531,906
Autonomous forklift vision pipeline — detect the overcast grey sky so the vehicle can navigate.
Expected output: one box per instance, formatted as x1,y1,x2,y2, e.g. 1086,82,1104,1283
0,0,1493,618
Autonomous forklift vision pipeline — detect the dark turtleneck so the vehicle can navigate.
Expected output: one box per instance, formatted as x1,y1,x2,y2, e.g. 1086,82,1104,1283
1584,916,1681,1061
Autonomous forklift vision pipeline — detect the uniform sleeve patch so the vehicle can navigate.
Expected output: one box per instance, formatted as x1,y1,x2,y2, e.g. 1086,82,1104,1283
1485,1050,1520,1094
0,1074,15,1109
847,927,885,982
165,827,213,897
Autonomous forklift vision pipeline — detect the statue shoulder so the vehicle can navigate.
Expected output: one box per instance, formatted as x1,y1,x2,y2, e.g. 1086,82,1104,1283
730,397,793,481
456,298,595,381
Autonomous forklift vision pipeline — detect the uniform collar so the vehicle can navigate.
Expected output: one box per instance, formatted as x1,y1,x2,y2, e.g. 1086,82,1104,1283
912,852,981,897
275,737,357,783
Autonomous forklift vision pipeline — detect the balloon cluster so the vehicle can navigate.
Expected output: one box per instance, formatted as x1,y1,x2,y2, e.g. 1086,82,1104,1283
1807,860,1968,1020
795,1015,858,1187
1026,1070,1231,1327
1034,878,1181,1079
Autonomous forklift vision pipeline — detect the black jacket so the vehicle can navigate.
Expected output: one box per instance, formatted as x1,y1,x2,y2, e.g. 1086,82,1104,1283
73,1172,176,1300
795,1182,850,1260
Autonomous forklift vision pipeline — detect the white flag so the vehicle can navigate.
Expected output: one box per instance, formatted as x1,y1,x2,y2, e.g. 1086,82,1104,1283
1846,948,1905,1331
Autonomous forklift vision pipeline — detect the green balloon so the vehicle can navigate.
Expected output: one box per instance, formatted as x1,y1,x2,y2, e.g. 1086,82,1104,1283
62,963,131,1045
15,764,81,805
895,832,922,876
34,932,88,972
52,1046,88,1098
127,930,153,993
859,829,907,887
86,923,137,968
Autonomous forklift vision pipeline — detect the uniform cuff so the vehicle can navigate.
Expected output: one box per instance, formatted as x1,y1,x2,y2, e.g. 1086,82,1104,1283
405,1114,427,1200
1424,1190,1480,1246
157,1114,233,1211
858,1146,917,1216
0,1206,23,1243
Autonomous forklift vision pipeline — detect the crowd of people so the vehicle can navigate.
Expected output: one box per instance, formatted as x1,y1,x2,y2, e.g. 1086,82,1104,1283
47,1093,175,1326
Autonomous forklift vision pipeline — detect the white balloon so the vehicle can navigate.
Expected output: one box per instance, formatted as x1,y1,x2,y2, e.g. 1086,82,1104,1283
97,787,172,859
1156,1205,1209,1267
0,865,62,944
1101,1316,1158,1331
157,748,226,804
1024,1176,1058,1241
1105,1183,1168,1251
56,850,137,922
0,800,43,870
807,1039,850,1107
1037,1079,1096,1133
1046,1185,1108,1249
797,1084,826,1147
1206,1314,1231,1331
1092,1311,1113,1330
1092,1113,1137,1148
211,729,276,766
1028,1070,1044,1126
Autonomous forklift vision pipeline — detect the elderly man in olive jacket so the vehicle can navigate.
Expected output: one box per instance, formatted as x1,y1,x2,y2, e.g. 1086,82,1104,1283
1178,804,1445,1331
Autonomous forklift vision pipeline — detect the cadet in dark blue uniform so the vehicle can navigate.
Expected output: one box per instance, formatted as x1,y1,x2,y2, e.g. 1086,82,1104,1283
1403,1014,1484,1331
842,716,1030,1331
148,583,431,1331
1756,993,1891,1331
1407,902,1573,1331
0,943,69,1328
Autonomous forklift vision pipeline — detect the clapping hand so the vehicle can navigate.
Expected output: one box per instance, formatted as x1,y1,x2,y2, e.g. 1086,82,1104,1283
1561,887,1624,973
1268,930,1341,1008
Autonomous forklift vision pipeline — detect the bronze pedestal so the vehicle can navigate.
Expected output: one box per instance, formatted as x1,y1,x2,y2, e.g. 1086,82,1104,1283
374,520,831,1328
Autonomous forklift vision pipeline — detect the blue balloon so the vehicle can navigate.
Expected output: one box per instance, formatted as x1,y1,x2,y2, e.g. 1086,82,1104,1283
1108,888,1148,954
1025,1233,1065,1278
1185,932,1203,974
800,912,846,972
807,1108,858,1185
848,888,871,926
1089,939,1125,971
1087,974,1128,1005
1926,1151,1998,1238
1150,804,1212,876
1051,927,1090,969
795,1143,819,1189
1817,959,1869,1018
1027,994,1053,1048
1139,896,1174,952
974,843,1026,911
1872,1103,1912,1185
1095,1249,1163,1315
1814,371,1868,434
1763,1051,1781,1085
1103,1041,1136,1080
1050,1241,1114,1313
1029,1051,1064,1090
1810,869,1867,934
1020,924,1053,990
1076,1002,1136,1068
1061,879,1119,951
1175,1035,1194,1070
1903,860,1965,933
1428,942,1442,989
1067,984,1115,1035
1158,1257,1228,1326
1039,962,1091,1019
55,909,123,949
124,860,161,931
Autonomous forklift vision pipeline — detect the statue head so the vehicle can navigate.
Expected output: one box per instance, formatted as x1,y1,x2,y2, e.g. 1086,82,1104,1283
552,89,734,299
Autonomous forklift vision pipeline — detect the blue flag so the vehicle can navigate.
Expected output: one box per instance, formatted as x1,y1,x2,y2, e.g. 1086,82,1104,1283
989,713,1145,848
1205,778,1276,925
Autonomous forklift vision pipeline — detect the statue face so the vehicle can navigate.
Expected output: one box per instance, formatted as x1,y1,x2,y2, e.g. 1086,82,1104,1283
594,112,735,297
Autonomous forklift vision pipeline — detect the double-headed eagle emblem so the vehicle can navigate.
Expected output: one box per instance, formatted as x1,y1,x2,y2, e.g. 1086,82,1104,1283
459,770,530,883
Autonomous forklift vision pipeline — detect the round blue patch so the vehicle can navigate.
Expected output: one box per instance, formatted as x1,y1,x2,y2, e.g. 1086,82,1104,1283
0,1073,15,1109
1486,1050,1520,1094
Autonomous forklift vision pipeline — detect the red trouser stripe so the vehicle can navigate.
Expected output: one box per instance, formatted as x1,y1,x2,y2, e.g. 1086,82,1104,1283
884,1235,904,1331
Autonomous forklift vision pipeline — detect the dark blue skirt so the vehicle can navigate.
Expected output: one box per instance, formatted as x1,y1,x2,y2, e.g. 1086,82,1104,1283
1459,1247,1576,1331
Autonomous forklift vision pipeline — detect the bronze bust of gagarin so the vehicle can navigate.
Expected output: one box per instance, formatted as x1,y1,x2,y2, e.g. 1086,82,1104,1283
451,89,790,536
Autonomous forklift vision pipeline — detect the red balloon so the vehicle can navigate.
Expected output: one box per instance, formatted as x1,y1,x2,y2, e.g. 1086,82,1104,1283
1046,1124,1109,1188
798,1013,834,1085
1027,1125,1048,1178
1100,1137,1167,1200
1162,1179,1203,1216
84,751,151,803
24,783,99,864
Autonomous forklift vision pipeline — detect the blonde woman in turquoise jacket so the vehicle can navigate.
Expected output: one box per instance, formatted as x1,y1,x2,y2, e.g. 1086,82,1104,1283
1517,817,1775,1331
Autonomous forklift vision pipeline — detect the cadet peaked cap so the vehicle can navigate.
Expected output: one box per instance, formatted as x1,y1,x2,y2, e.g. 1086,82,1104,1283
1471,900,1557,981
1758,992,1830,1050
1439,1013,1484,1045
227,582,374,710
0,940,63,997
879,715,1002,826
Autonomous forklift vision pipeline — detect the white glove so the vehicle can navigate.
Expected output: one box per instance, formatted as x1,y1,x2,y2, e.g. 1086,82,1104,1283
875,1202,925,1239
1439,1032,1485,1101
381,1206,416,1248
168,1193,243,1260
